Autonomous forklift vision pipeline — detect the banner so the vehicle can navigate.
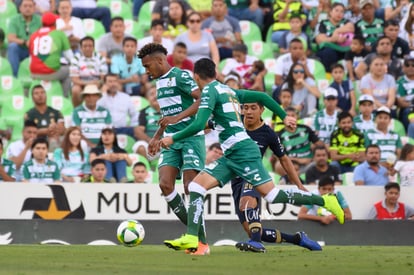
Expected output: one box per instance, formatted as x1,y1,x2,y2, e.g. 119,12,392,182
0,183,413,220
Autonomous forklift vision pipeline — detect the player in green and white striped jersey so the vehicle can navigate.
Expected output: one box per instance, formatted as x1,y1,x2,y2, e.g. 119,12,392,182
138,43,208,254
162,58,345,252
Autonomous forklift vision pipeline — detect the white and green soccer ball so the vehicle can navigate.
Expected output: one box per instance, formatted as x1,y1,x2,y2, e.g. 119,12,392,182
116,220,145,247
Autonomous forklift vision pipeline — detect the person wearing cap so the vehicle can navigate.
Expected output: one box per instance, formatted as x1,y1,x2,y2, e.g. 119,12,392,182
7,0,42,77
353,94,376,134
397,53,414,130
364,106,402,164
72,84,112,147
355,0,384,52
314,87,340,145
29,11,73,97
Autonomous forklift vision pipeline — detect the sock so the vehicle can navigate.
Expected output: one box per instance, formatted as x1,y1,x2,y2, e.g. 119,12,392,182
261,228,300,244
244,207,261,242
198,218,207,244
187,182,206,237
165,190,187,224
266,188,324,206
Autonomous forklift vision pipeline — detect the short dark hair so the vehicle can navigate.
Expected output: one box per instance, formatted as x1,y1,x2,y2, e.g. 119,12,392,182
313,145,328,156
377,36,392,44
194,58,216,80
31,84,45,97
289,38,303,46
31,137,48,150
285,106,297,113
400,144,414,161
175,42,187,49
104,73,119,83
80,36,95,46
137,43,168,59
366,144,380,153
337,111,353,122
330,63,344,72
111,16,124,25
91,158,106,168
384,20,399,28
208,142,222,151
232,43,248,54
151,19,165,29
289,14,302,21
384,182,400,192
133,161,147,170
318,175,335,187
123,37,137,46
352,35,365,46
279,88,293,96
0,28,4,43
24,120,37,129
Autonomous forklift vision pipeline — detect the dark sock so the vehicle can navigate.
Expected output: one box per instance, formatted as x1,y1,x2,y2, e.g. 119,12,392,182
261,228,300,244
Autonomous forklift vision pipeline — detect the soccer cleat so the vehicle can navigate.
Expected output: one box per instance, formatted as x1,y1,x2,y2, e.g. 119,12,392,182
322,193,345,224
190,242,210,256
235,240,266,253
164,234,198,251
297,232,322,251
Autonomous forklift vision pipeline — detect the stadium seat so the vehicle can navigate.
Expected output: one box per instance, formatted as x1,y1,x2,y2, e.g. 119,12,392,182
342,172,354,186
0,95,33,141
314,60,327,81
265,27,280,54
47,95,74,117
82,19,106,41
0,75,24,108
130,96,149,111
17,57,32,89
136,0,155,32
246,41,274,60
124,19,145,39
239,20,262,42
263,58,277,94
29,80,65,98
262,107,273,126
389,119,406,137
0,56,12,76
97,0,133,20
218,58,229,73
400,136,414,146
117,134,136,153
0,0,17,18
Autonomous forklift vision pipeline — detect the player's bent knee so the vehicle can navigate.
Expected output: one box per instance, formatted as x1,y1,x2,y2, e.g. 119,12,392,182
239,196,258,211
159,181,174,195
264,188,280,203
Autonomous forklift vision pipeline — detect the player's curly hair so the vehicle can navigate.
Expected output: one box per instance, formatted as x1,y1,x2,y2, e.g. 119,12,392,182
137,43,167,59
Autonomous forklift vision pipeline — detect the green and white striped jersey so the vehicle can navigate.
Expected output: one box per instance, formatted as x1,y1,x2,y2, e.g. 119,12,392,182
156,67,200,136
364,129,402,162
22,159,60,183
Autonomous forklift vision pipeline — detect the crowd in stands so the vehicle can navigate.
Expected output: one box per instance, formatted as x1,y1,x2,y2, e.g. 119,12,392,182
1,0,414,219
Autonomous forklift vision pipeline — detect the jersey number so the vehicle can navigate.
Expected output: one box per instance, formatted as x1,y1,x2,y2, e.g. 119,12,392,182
33,36,53,55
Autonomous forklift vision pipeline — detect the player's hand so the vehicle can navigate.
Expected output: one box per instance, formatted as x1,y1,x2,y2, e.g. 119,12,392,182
148,138,160,156
159,137,173,149
158,116,178,128
297,184,308,192
283,116,297,129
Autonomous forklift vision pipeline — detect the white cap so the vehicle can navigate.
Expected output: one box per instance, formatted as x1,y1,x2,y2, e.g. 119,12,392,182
359,94,374,103
376,106,391,116
324,87,338,99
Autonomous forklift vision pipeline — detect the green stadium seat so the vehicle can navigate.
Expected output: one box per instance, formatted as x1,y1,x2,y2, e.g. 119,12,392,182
47,95,74,117
97,0,133,19
239,20,262,42
314,59,327,81
124,19,145,39
0,0,17,18
29,80,65,98
136,0,155,32
342,172,354,186
17,57,32,89
389,119,406,137
82,19,106,41
130,96,149,111
0,56,12,76
0,75,24,108
0,95,33,141
401,136,414,146
117,134,136,153
263,58,277,94
218,58,229,73
246,40,274,60
265,27,280,54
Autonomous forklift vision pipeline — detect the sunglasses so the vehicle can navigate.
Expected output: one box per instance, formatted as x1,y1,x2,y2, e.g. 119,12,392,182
189,19,201,23
404,62,414,67
293,69,305,74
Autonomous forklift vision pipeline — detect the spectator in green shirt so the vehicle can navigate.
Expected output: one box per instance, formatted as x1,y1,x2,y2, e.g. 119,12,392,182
0,139,16,182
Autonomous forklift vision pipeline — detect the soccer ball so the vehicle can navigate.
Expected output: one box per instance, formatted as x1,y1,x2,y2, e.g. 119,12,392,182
116,220,145,247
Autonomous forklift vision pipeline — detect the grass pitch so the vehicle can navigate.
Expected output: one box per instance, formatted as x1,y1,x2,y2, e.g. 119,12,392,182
0,245,413,275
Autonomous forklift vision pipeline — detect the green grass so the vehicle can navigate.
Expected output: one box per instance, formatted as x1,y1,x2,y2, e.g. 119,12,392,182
0,245,414,275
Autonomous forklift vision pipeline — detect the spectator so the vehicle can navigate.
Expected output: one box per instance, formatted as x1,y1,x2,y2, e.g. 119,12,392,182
81,158,110,183
314,2,355,70
275,107,322,175
175,11,220,66
151,0,193,21
353,94,376,134
368,182,414,219
72,84,112,147
0,139,16,182
201,0,242,60
163,0,188,39
393,144,414,186
278,14,311,56
70,36,107,107
7,0,41,76
167,42,194,72
307,0,331,30
408,110,414,139
24,84,65,151
384,0,410,21
344,0,362,24
97,74,139,140
97,17,131,64
89,128,132,183
355,0,384,52
396,53,414,131
219,43,257,84
56,0,85,52
365,106,402,163
53,126,90,183
271,0,306,44
129,162,150,184
372,20,410,60
344,35,369,81
205,142,223,165
313,87,339,144
22,137,60,183
0,128,11,141
305,146,341,186
6,121,38,181
274,38,315,90
360,56,397,111
225,0,263,30
298,176,352,224
137,19,174,55
330,111,366,173
29,12,73,97
111,37,148,96
329,63,356,116
242,60,266,91
354,144,389,186
399,3,414,51
70,0,111,32
34,0,55,14
281,63,320,118
223,73,241,90
273,88,293,130
355,36,403,80
0,28,5,57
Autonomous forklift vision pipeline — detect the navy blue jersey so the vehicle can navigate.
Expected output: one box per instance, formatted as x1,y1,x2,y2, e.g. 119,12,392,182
247,123,285,158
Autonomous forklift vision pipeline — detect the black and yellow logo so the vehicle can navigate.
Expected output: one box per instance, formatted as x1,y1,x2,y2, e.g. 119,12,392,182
21,185,85,220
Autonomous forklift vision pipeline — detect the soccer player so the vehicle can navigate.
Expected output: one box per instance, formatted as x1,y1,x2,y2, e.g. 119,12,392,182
162,58,345,252
137,43,209,255
232,102,322,252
